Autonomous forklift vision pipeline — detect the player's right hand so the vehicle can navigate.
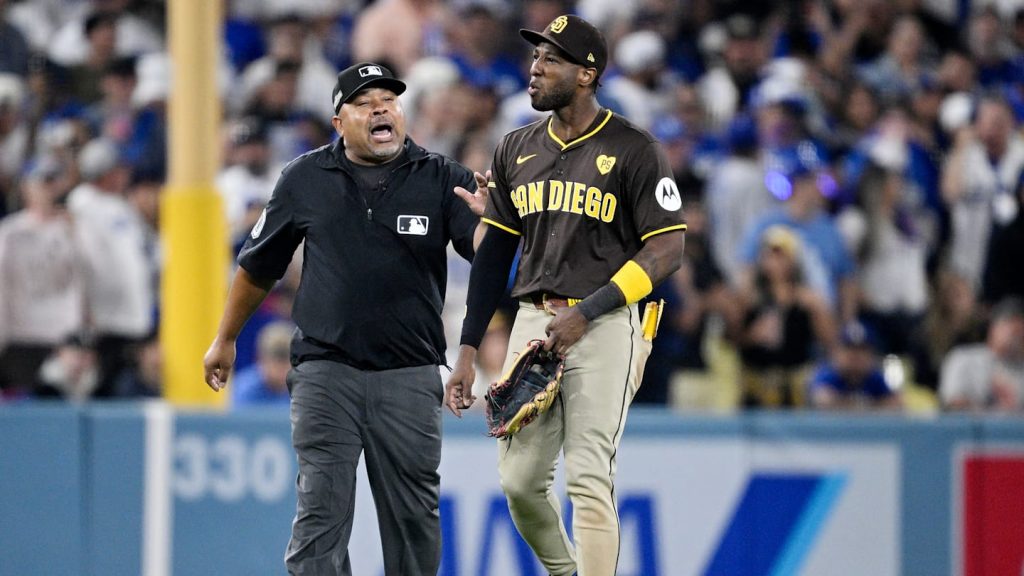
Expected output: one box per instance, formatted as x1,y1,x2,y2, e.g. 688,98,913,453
543,305,587,356
203,338,237,392
445,345,478,417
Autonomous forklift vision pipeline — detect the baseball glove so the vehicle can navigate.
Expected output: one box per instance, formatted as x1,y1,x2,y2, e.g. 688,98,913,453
485,339,566,439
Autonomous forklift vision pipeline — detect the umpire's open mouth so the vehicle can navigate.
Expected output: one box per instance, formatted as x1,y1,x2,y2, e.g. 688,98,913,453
369,120,395,143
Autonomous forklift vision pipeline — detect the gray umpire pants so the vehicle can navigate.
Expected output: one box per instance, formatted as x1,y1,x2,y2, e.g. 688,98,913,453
284,359,444,576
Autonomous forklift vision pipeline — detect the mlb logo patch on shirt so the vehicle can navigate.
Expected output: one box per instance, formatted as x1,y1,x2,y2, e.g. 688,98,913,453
397,215,429,235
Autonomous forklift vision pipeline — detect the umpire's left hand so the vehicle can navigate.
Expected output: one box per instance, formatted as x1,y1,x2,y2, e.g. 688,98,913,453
454,170,491,217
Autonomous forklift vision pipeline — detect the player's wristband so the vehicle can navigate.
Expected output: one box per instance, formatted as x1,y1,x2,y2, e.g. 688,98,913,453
610,260,653,304
574,283,626,322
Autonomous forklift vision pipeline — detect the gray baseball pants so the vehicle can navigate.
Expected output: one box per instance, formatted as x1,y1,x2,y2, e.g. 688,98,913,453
284,359,444,575
497,302,651,576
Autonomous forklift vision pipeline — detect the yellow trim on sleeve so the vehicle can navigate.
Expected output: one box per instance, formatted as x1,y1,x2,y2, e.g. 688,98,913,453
481,217,522,236
640,224,687,242
547,109,613,150
487,182,496,188
610,260,653,304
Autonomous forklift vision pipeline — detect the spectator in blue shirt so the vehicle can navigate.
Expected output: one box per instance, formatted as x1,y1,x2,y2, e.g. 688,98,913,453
231,320,293,408
738,141,858,322
808,320,902,410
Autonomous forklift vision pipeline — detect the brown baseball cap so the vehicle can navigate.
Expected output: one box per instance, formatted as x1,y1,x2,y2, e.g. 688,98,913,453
520,15,608,76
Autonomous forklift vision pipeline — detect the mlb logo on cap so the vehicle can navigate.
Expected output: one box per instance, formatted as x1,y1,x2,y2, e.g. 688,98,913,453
332,62,406,113
359,65,383,77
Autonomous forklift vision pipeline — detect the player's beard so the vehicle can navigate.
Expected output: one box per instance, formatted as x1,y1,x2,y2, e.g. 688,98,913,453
530,79,575,112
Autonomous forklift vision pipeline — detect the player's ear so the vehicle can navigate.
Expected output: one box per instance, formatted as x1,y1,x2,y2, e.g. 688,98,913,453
578,66,598,90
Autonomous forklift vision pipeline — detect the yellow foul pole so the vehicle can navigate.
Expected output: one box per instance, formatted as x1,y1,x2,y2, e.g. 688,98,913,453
162,0,227,406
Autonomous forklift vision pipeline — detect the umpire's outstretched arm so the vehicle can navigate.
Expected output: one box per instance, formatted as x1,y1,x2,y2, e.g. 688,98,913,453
203,267,277,391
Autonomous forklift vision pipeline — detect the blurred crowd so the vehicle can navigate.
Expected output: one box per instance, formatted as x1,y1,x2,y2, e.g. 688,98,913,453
0,0,1022,413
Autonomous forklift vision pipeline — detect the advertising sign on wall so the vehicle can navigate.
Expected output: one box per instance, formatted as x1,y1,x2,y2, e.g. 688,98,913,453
954,447,1024,576
344,439,900,576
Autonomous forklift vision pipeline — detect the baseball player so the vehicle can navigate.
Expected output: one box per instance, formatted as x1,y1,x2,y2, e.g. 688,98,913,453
445,15,686,576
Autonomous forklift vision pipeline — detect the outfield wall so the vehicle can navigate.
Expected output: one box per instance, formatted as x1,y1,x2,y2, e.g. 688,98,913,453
1,403,1022,576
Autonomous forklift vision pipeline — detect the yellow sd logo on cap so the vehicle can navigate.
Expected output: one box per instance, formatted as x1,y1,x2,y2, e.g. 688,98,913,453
550,15,568,33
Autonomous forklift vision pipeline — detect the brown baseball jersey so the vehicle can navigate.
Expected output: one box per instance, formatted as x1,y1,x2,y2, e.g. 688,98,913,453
482,108,686,299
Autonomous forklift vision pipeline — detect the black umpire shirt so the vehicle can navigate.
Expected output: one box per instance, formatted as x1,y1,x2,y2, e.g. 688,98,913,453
237,137,478,370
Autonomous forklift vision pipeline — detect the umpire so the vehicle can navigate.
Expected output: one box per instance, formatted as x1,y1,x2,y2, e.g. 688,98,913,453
204,62,483,575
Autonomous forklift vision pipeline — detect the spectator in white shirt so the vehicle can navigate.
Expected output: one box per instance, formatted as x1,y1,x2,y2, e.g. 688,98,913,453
941,97,1024,290
0,156,86,395
940,298,1024,411
67,137,154,397
217,116,279,250
603,30,674,131
46,1,162,68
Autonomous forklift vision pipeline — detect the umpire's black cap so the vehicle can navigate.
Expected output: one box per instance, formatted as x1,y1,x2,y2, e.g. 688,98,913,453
520,15,608,76
331,62,406,114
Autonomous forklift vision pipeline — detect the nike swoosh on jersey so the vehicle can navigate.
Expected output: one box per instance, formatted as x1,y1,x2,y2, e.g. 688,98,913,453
516,154,537,165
